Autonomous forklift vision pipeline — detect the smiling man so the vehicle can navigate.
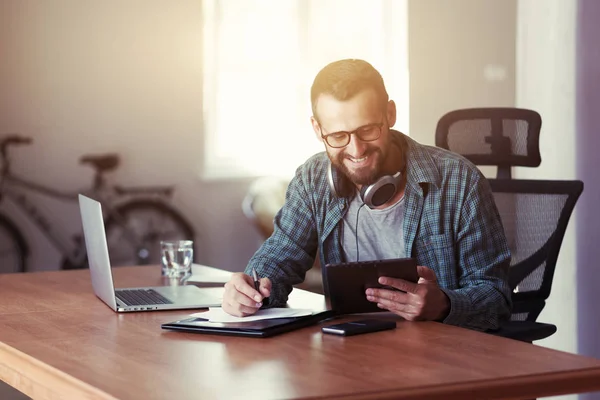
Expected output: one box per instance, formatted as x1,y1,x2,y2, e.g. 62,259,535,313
222,59,512,331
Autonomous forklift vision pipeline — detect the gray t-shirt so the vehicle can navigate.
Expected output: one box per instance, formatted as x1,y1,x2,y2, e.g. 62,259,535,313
341,191,406,262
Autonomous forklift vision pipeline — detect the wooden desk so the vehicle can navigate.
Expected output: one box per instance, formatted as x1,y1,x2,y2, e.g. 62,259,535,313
1,267,600,400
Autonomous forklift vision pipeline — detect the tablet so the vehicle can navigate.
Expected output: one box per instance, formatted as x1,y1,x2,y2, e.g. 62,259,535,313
161,310,336,338
324,257,418,314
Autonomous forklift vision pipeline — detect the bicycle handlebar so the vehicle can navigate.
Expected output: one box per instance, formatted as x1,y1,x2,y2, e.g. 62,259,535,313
1,135,32,157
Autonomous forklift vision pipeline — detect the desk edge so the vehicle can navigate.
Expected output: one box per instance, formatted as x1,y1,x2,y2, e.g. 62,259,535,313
0,341,118,400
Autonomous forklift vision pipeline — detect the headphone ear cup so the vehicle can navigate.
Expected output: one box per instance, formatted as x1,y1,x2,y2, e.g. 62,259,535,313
361,171,403,208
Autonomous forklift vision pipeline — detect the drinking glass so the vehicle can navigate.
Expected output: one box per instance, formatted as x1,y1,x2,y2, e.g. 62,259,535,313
160,240,193,278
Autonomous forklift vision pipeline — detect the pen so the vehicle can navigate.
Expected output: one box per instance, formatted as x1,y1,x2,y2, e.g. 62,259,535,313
252,267,269,307
252,267,261,292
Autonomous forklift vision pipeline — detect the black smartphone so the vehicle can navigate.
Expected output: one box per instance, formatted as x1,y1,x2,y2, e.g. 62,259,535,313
321,319,396,336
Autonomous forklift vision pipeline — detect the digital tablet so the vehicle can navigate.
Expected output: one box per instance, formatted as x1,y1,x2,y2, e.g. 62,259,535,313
324,257,418,314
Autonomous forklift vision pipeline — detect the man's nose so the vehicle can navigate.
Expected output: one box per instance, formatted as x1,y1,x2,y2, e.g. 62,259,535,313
345,134,367,157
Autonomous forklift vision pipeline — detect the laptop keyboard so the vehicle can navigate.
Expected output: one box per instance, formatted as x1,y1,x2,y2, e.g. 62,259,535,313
115,289,173,306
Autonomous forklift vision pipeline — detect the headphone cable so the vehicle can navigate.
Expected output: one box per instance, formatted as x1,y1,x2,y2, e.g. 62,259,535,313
355,202,366,261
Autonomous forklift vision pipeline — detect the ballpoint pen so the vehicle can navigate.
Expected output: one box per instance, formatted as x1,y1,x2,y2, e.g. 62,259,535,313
252,267,261,292
252,267,269,307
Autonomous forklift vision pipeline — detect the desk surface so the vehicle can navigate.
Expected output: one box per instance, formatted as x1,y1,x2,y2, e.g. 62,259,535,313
1,266,600,400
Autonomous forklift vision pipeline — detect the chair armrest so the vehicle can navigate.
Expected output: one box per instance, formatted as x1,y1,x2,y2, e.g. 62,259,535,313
488,321,557,343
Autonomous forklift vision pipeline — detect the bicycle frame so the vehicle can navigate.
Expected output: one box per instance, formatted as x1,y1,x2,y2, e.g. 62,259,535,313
0,173,90,265
0,131,189,268
0,169,178,267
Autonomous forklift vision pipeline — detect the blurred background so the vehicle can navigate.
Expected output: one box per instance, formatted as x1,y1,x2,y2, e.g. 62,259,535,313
1,1,599,399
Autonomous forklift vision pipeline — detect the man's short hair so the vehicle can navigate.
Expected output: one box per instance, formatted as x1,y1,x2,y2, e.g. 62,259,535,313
310,59,389,120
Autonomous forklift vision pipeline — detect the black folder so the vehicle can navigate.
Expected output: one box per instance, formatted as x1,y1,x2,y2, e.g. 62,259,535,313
161,310,336,338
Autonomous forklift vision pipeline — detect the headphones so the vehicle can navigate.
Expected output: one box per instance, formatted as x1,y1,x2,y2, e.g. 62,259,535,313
327,162,403,209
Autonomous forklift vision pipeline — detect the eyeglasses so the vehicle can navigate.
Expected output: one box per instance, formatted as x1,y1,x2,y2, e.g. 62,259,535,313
320,122,383,148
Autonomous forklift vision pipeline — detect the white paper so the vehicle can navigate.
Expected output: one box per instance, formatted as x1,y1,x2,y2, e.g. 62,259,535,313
190,307,314,323
185,264,232,284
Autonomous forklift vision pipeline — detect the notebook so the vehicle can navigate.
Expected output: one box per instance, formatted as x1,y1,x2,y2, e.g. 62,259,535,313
161,309,336,338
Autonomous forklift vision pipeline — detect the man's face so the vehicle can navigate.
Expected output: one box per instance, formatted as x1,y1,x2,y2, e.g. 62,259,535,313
311,89,396,186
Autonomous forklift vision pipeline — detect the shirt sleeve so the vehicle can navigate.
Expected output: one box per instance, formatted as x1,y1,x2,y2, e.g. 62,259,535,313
244,166,319,307
440,172,513,331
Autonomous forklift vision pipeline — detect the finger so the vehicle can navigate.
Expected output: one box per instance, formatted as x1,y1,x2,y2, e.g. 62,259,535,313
231,288,263,309
366,288,410,304
372,297,411,314
224,274,263,307
259,277,272,297
223,301,259,317
376,303,420,322
232,273,263,302
234,302,262,316
221,302,241,317
417,265,437,282
378,276,418,293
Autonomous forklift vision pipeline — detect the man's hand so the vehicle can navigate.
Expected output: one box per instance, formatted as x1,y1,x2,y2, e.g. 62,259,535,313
365,265,450,321
222,272,271,317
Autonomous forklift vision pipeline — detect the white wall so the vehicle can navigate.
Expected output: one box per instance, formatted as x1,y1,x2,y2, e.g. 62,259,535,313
408,0,517,147
516,1,578,399
516,0,578,354
0,0,519,275
0,0,261,273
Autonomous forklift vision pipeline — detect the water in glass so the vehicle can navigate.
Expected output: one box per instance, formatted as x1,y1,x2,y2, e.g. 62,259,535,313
161,240,193,278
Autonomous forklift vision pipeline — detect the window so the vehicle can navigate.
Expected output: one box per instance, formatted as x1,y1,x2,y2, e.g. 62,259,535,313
202,0,408,179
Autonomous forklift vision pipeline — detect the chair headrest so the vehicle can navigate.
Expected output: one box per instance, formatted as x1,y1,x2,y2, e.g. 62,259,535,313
435,108,542,174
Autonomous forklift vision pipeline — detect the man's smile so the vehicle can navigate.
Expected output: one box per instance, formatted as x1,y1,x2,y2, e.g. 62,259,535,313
345,152,375,169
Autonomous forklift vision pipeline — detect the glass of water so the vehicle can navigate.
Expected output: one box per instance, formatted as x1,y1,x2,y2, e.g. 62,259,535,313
160,240,193,278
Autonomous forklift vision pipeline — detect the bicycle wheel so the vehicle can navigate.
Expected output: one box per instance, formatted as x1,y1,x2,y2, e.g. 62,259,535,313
104,200,195,267
0,214,28,273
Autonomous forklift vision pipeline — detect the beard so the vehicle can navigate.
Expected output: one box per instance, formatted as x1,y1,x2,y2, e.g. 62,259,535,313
329,145,386,186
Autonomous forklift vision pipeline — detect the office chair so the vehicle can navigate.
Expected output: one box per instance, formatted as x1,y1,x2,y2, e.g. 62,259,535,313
436,107,584,343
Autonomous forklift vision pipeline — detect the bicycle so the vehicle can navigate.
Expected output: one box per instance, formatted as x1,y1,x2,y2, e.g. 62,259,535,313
0,134,196,273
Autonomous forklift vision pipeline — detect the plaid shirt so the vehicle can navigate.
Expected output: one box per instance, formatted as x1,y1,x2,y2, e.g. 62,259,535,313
246,131,512,331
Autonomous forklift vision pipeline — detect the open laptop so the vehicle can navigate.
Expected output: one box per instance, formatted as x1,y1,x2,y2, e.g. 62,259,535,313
78,194,223,312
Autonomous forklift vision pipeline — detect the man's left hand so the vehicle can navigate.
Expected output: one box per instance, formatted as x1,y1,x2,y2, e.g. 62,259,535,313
365,265,450,321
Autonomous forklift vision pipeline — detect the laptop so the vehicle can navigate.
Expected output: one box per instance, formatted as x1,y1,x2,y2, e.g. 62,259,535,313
78,194,223,312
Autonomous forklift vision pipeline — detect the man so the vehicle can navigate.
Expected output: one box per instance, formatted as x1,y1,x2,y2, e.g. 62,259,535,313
223,59,512,331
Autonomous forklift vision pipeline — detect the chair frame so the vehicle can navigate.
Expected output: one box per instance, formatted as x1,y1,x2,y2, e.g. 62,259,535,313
435,107,584,342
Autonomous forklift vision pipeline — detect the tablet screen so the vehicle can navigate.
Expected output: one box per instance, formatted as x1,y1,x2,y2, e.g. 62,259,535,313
324,257,418,314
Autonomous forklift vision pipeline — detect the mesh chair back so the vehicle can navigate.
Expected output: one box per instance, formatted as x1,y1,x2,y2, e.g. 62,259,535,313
490,179,583,322
435,107,584,325
436,108,542,178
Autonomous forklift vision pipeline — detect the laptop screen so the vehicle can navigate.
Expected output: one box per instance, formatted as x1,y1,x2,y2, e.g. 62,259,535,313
78,194,118,310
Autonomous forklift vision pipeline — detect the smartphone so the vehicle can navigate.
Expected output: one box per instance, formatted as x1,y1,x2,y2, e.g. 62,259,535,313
321,319,396,336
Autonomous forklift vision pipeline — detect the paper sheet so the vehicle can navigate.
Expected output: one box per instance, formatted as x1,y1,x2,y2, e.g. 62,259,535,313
185,264,232,284
190,307,314,323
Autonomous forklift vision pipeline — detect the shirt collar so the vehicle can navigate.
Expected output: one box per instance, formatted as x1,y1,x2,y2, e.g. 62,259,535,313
391,130,442,192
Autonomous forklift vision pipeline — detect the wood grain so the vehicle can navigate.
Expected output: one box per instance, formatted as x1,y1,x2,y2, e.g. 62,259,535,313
1,266,600,400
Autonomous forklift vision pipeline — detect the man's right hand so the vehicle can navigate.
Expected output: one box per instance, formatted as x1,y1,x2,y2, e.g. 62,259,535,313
222,272,271,317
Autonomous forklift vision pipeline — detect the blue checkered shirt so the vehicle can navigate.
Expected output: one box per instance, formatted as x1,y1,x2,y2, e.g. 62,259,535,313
245,132,512,331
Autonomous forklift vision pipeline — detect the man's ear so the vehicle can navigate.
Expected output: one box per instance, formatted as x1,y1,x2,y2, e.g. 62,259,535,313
386,100,397,128
311,116,324,142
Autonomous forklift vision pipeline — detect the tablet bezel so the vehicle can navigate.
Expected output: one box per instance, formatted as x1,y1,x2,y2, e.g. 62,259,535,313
323,257,418,314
